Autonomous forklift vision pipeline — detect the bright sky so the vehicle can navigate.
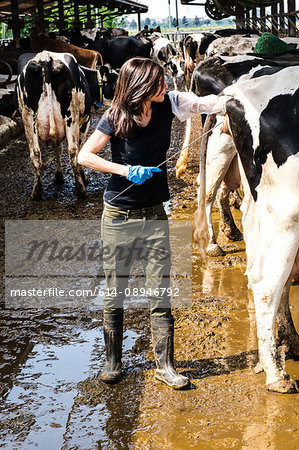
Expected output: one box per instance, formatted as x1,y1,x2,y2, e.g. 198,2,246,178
139,0,206,20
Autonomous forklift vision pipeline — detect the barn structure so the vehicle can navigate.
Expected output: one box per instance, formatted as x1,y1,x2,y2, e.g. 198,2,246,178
0,0,298,40
0,0,148,40
182,0,298,36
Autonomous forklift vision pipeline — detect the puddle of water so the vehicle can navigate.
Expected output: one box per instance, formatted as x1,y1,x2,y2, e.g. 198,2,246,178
0,324,140,449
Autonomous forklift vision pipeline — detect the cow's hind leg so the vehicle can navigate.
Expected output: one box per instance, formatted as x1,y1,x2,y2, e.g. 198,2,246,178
202,126,237,256
250,238,299,393
65,124,87,199
54,142,64,185
24,120,43,200
31,149,43,200
79,165,88,187
172,74,178,91
253,289,298,393
217,184,243,241
276,279,299,360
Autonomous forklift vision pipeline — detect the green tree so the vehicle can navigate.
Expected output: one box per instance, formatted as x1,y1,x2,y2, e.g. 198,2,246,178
194,15,200,27
144,17,151,27
130,18,137,29
182,16,188,26
112,15,128,28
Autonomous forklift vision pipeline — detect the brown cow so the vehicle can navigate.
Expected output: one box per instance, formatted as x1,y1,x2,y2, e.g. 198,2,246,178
29,28,102,69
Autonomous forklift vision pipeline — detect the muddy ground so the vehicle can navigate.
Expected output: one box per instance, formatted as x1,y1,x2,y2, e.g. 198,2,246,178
0,96,298,449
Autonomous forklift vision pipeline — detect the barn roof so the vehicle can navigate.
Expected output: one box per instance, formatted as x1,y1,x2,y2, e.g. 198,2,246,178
0,0,148,16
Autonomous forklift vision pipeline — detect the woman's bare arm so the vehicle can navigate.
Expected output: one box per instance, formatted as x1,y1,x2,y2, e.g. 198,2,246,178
78,129,129,177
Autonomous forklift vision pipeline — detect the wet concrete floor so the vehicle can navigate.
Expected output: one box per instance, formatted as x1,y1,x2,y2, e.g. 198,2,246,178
0,105,298,449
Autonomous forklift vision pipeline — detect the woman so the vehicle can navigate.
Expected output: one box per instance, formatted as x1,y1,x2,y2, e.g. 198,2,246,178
78,57,228,389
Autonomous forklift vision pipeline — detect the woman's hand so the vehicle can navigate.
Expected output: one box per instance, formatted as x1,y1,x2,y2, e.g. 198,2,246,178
126,165,162,184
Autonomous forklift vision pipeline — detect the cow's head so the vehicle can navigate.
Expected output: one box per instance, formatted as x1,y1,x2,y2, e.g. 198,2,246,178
184,35,198,61
166,55,184,78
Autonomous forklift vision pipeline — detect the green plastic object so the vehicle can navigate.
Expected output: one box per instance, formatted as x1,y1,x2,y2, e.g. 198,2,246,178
253,32,295,54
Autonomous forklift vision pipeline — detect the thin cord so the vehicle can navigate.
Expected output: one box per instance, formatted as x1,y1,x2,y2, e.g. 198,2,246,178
109,120,222,203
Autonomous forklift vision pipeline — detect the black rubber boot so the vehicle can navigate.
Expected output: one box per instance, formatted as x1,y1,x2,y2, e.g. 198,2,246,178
100,312,123,384
151,316,190,389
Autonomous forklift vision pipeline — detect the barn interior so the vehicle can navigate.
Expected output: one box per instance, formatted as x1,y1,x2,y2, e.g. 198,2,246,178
0,0,297,41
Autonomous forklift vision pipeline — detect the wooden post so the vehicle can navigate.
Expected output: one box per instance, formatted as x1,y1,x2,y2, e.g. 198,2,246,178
175,0,179,31
137,13,141,31
279,0,286,34
37,0,45,32
245,7,251,29
73,0,81,28
252,7,258,31
10,0,20,40
288,0,296,37
260,7,266,32
235,3,245,30
57,0,66,30
86,2,91,22
271,3,278,35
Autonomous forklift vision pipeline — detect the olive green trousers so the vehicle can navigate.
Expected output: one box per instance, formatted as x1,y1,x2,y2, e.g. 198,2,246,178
101,203,172,318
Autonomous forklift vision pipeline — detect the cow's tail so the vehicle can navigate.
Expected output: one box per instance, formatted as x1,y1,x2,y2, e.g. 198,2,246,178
176,117,191,178
42,65,57,142
193,114,215,257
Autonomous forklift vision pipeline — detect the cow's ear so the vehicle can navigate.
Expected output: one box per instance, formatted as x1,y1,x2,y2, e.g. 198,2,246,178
158,50,166,62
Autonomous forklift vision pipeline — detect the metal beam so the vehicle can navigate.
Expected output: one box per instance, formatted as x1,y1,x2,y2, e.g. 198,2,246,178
10,0,20,39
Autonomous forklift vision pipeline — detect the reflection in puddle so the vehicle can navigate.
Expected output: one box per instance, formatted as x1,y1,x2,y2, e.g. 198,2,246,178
0,326,140,448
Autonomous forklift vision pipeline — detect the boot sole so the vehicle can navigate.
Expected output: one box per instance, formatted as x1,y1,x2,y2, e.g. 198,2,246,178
100,372,122,384
155,373,190,390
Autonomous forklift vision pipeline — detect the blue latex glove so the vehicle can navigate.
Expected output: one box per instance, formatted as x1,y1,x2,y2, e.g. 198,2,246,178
126,164,162,185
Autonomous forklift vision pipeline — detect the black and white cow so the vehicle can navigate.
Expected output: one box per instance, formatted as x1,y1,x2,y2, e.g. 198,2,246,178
195,66,299,393
59,27,128,46
16,51,117,199
150,34,184,90
178,54,299,256
182,32,219,88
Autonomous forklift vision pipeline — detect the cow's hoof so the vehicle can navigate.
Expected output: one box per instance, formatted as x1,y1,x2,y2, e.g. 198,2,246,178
207,243,225,257
76,189,88,199
31,183,43,200
54,171,64,185
266,378,298,394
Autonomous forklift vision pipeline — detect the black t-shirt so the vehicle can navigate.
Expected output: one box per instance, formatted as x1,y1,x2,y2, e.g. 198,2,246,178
96,93,174,208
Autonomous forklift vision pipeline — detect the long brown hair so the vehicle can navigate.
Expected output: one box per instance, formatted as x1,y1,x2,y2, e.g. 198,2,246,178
107,57,165,138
